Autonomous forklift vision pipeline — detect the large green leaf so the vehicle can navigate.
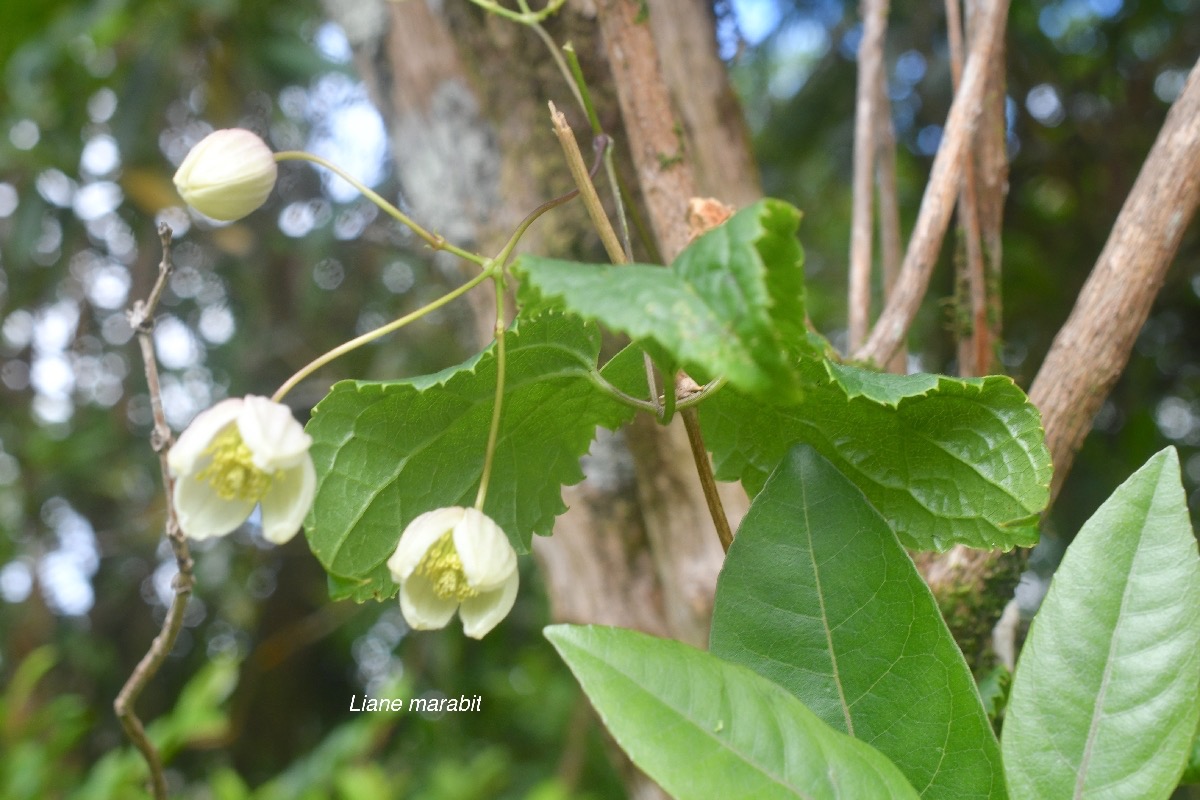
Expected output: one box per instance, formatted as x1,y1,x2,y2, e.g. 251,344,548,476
1002,447,1200,799
700,359,1051,551
303,314,634,601
710,445,1006,799
546,624,919,800
513,199,812,399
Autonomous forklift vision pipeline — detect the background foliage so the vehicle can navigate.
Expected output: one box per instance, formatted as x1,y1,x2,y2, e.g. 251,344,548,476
1,0,1197,795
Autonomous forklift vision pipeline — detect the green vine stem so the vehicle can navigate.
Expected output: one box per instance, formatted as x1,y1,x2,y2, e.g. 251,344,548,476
273,151,487,268
561,42,634,261
475,270,508,511
468,0,566,25
272,269,493,403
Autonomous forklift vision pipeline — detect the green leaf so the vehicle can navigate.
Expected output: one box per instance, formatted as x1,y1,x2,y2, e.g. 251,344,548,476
1002,447,1200,800
303,314,635,601
514,199,813,398
1182,719,1200,785
546,624,919,800
701,359,1051,551
710,446,1006,799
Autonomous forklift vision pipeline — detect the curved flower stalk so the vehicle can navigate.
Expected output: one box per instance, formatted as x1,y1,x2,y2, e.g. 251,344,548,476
167,396,315,543
387,507,519,639
173,128,278,221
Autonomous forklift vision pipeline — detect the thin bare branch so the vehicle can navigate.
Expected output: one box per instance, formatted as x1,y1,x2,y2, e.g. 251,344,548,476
849,0,890,351
854,0,1010,366
114,224,196,800
966,0,1010,371
872,42,906,373
946,0,990,376
550,102,627,265
681,409,733,552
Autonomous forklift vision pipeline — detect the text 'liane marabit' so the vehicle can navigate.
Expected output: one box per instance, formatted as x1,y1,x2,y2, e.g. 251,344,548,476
348,694,483,713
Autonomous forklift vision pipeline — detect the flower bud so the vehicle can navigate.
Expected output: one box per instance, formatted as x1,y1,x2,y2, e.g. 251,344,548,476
173,129,278,221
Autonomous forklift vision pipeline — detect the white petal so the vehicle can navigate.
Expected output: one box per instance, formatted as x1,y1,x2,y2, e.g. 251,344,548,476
259,455,316,544
459,569,519,639
173,468,255,539
454,508,517,592
399,574,459,630
167,398,243,478
237,396,312,471
386,507,465,583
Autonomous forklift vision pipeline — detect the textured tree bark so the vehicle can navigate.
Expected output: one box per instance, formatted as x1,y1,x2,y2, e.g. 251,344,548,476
967,0,1008,370
647,0,760,209
1031,54,1200,500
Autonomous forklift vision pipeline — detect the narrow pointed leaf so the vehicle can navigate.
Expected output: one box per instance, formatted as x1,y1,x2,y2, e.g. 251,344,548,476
1002,448,1200,800
701,359,1051,551
514,199,814,398
711,445,1007,799
546,624,920,800
303,314,634,601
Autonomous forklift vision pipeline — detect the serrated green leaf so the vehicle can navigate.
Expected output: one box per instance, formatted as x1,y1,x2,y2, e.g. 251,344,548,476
711,446,1006,799
701,359,1051,551
546,624,920,800
514,199,813,398
303,314,635,601
1002,447,1200,800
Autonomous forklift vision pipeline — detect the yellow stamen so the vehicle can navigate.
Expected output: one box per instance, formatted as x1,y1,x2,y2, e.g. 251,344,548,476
415,532,478,601
195,426,273,501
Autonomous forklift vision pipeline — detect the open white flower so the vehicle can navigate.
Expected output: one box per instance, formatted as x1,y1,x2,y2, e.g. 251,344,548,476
167,396,315,543
173,128,278,221
387,507,519,639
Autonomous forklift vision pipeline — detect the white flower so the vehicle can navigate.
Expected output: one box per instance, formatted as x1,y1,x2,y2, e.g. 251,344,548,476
387,507,519,639
173,129,277,221
167,396,315,543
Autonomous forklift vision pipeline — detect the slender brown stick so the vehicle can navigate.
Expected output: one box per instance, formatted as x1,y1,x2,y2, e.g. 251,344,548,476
854,0,1009,366
967,0,1009,370
550,102,626,265
681,408,734,552
945,0,990,376
848,0,890,351
114,224,196,799
874,78,906,373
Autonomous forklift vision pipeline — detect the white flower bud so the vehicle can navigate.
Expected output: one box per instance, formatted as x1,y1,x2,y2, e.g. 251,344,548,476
173,129,278,221
167,396,315,543
387,507,519,639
